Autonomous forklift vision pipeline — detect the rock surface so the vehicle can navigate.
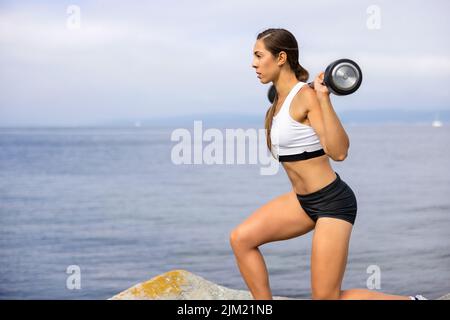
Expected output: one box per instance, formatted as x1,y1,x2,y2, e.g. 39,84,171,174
109,269,296,300
110,269,449,300
437,293,450,300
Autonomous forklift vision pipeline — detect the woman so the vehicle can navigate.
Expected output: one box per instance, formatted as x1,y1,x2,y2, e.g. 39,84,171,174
229,28,426,300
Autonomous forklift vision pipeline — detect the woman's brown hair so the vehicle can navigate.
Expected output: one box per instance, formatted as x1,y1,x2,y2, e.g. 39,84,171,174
258,28,309,159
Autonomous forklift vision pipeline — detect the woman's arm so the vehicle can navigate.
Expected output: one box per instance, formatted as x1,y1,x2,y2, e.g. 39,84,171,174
306,72,350,161
316,94,349,161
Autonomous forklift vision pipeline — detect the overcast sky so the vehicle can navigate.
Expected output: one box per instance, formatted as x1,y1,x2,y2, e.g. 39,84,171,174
0,0,449,126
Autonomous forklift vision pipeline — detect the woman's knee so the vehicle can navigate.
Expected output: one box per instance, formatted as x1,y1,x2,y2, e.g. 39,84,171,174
229,226,254,251
311,287,341,300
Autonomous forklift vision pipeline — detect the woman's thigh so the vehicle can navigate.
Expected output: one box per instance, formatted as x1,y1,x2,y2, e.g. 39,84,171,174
230,190,316,249
310,217,353,299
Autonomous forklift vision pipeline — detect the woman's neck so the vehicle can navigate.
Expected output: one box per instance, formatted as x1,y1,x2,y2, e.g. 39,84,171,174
272,71,299,100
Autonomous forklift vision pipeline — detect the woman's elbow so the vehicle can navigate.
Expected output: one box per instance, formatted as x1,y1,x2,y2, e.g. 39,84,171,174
334,153,347,161
329,148,348,161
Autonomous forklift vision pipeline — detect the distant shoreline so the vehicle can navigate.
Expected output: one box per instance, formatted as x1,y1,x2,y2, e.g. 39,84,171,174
0,109,448,128
0,122,447,130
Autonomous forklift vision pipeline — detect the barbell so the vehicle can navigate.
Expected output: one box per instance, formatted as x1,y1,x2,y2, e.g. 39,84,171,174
267,58,362,103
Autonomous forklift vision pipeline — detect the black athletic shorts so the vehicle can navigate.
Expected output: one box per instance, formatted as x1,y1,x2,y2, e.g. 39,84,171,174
296,171,357,225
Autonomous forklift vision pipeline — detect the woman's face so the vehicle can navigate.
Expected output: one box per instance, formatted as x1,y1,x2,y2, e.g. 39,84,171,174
252,40,278,84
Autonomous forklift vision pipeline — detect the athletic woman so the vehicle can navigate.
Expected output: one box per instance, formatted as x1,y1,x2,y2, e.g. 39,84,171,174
230,28,426,301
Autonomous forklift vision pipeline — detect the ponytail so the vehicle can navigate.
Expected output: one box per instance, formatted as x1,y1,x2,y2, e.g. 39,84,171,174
294,62,309,82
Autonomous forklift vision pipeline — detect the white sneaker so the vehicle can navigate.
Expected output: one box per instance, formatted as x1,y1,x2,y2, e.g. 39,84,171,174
409,294,428,300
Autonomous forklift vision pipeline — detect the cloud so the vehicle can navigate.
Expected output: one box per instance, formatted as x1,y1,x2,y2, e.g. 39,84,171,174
0,0,449,126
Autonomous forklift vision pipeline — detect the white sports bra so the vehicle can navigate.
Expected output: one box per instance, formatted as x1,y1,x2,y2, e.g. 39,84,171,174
270,81,325,162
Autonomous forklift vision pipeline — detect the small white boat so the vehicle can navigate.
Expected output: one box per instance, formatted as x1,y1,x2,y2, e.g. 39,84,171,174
432,113,443,127
432,120,443,127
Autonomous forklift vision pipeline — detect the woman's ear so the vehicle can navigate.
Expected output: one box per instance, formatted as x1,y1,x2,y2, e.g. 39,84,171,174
277,51,287,66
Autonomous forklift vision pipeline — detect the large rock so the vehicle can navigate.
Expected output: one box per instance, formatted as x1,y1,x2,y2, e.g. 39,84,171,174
437,293,450,300
109,269,296,300
110,269,449,300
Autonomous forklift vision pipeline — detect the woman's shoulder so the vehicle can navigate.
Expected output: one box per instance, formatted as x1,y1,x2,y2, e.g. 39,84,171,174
290,83,313,120
292,83,315,106
292,83,320,112
296,83,315,99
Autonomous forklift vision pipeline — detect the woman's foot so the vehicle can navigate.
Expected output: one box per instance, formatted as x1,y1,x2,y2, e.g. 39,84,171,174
409,294,428,300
